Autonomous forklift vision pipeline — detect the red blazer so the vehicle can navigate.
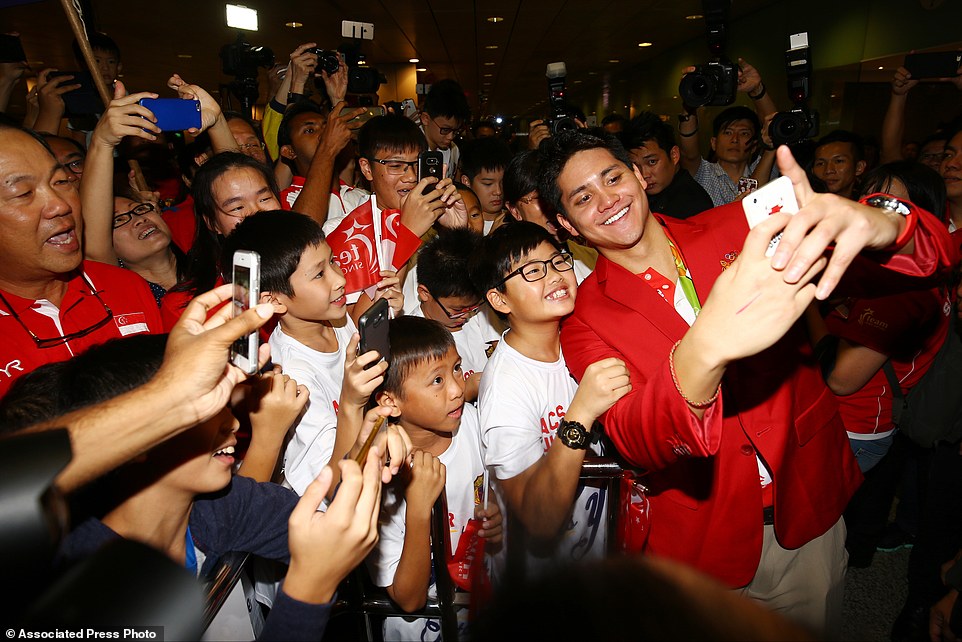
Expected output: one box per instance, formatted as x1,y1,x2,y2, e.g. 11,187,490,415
561,201,959,587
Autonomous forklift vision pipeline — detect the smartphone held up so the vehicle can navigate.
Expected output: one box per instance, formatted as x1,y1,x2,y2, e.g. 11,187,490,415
230,250,261,375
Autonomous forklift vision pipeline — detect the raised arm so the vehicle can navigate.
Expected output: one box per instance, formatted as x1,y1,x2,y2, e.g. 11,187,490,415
881,67,918,164
166,73,239,154
81,81,160,265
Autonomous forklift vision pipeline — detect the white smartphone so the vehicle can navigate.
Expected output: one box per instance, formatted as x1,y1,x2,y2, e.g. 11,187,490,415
742,176,799,256
230,250,261,375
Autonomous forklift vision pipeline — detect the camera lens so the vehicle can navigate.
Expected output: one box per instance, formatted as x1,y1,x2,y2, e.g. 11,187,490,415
679,72,715,108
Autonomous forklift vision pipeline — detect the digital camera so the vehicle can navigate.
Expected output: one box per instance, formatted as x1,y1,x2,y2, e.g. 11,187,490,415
306,48,341,76
546,62,578,134
679,59,737,108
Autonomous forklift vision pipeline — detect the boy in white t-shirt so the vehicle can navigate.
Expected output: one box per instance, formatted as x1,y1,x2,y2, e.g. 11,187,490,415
469,221,630,571
223,210,391,495
411,227,500,402
367,316,503,641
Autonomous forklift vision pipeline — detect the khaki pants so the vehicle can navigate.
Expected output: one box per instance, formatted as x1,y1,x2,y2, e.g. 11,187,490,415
736,517,848,640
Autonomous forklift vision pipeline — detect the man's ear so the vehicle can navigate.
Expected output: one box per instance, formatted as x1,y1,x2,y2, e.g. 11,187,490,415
280,144,296,161
855,160,867,177
556,213,580,239
376,389,403,418
710,137,718,153
630,163,648,191
505,203,523,222
669,145,682,166
486,288,511,316
359,157,374,182
459,174,471,187
416,283,431,303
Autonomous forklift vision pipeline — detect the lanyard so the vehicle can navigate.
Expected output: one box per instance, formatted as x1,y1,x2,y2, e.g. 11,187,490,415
666,236,701,316
184,525,198,576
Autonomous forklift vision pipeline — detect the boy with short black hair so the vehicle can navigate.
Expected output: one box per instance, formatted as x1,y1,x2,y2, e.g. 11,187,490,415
413,228,499,402
811,130,867,200
367,315,502,641
419,79,471,179
222,209,389,496
459,137,513,234
468,221,630,571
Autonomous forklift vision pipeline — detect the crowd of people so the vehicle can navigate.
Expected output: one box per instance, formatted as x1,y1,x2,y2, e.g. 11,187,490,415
1,28,962,642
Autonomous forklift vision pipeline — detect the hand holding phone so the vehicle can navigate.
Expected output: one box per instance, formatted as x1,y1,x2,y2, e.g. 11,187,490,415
737,177,758,195
138,98,201,132
358,298,391,370
230,250,261,375
418,150,443,195
904,51,962,80
742,176,799,257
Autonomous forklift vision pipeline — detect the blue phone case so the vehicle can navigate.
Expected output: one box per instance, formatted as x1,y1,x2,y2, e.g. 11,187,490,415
138,98,201,132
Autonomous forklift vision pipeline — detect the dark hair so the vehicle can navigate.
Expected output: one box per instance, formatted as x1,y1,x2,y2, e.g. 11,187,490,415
417,228,484,299
381,316,456,399
503,150,541,205
621,112,676,155
38,133,86,156
221,210,327,296
459,137,512,181
176,152,280,298
921,132,950,150
859,161,947,221
472,119,498,136
277,102,325,152
422,79,471,122
712,106,760,139
72,32,120,62
468,221,562,299
0,334,167,434
357,115,427,161
537,130,632,218
601,113,627,127
814,130,865,163
225,110,266,144
454,182,479,202
0,121,57,159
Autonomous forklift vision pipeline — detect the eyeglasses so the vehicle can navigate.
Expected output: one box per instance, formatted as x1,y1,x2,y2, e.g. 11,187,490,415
113,202,157,229
431,292,482,321
63,158,84,175
495,252,574,288
0,274,114,348
435,123,462,137
919,152,948,163
238,142,264,152
517,192,540,206
367,157,419,175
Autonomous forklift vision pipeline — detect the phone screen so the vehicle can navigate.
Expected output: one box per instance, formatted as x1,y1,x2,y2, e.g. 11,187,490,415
231,266,252,362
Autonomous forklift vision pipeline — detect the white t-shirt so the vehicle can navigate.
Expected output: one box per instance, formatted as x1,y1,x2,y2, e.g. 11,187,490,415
282,178,370,237
478,333,607,571
367,405,486,641
268,317,357,495
410,305,500,384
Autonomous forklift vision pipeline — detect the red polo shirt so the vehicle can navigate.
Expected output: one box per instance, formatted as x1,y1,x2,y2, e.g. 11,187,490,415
0,261,162,398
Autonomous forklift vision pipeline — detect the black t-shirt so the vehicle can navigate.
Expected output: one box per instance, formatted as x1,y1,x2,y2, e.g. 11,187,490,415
648,169,714,220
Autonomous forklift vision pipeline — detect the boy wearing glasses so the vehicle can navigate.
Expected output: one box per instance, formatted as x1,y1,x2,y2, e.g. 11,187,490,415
419,79,471,180
469,222,631,570
412,228,499,403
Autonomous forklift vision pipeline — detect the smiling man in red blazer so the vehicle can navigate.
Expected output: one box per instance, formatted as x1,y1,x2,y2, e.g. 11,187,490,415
538,131,958,637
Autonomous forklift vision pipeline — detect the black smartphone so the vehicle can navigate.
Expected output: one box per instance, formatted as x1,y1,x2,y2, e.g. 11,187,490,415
418,150,443,195
904,51,962,79
138,98,201,131
358,298,391,369
47,71,103,117
0,34,26,63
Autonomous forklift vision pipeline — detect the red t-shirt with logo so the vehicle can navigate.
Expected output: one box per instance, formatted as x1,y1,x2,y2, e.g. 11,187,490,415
825,287,949,436
0,261,162,398
162,195,197,254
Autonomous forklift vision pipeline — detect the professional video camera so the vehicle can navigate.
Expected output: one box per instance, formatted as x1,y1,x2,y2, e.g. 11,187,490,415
679,0,736,108
546,62,578,134
219,34,275,113
769,32,819,147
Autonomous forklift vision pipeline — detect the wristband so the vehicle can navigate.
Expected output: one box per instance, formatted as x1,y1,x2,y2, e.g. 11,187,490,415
748,83,767,100
669,340,721,409
679,129,698,138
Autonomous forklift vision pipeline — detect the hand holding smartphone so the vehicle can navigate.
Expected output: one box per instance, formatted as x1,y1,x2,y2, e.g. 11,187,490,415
418,150,443,195
230,250,261,375
358,298,391,370
138,98,201,132
904,51,962,80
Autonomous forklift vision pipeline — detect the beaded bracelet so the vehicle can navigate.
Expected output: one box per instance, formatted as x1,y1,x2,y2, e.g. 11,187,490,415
669,340,721,409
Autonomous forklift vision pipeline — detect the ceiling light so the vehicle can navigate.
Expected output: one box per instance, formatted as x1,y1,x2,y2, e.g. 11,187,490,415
409,58,420,63
878,66,884,70
416,67,427,72
685,14,703,20
358,60,367,65
608,59,620,63
483,73,493,77
285,21,303,28
487,16,504,23
588,71,598,75
638,42,653,47
574,79,582,84
485,45,498,50
226,4,258,31
177,54,193,59
484,62,496,66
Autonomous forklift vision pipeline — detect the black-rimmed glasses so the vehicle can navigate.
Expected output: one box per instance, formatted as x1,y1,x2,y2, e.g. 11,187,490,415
495,252,574,288
431,292,482,321
113,202,156,229
366,157,418,175
0,275,114,348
